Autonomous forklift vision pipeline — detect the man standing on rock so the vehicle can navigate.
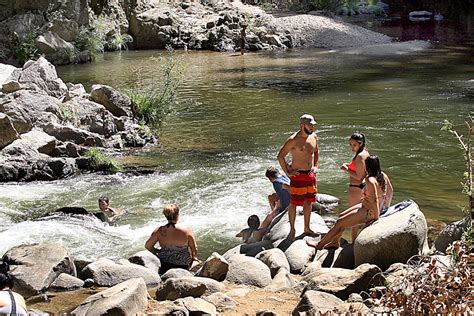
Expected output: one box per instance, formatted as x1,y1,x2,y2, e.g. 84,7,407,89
240,24,247,55
277,114,319,241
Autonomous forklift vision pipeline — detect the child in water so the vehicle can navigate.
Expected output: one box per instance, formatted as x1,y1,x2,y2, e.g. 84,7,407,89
236,215,268,244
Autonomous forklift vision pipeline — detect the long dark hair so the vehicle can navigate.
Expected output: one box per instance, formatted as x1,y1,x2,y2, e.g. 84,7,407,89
365,155,386,192
350,132,366,160
0,262,13,290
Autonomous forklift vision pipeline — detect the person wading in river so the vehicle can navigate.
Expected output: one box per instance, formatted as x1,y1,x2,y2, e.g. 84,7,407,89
277,114,319,241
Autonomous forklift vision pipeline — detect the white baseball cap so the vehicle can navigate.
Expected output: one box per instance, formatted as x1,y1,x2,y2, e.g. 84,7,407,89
300,114,316,125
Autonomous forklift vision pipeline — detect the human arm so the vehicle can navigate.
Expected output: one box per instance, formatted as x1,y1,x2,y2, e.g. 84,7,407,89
144,228,160,255
187,229,198,261
384,173,393,208
277,137,296,176
311,134,319,173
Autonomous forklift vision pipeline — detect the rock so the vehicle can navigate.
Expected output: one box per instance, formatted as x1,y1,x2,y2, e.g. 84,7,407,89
2,244,76,297
49,273,84,291
264,34,283,47
312,193,340,213
255,248,290,278
83,279,95,288
79,258,161,287
11,57,68,98
196,252,229,281
174,297,217,315
303,263,384,300
65,83,86,101
155,277,224,301
35,31,75,55
354,201,429,270
15,129,57,156
223,240,274,259
128,250,161,273
48,17,79,42
129,8,177,49
41,122,105,146
74,255,93,274
226,255,272,287
0,64,17,86
151,301,189,315
293,290,344,315
90,84,134,117
72,278,148,315
433,216,470,253
161,268,194,281
265,268,298,292
337,301,370,313
312,243,354,269
0,113,19,150
202,292,238,312
281,239,315,274
265,211,329,243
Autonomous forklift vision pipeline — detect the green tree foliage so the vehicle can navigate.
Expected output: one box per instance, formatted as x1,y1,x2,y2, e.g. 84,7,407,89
84,147,122,173
15,31,41,65
126,46,185,135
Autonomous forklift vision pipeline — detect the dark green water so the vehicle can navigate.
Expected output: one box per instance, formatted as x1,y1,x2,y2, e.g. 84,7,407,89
1,22,473,260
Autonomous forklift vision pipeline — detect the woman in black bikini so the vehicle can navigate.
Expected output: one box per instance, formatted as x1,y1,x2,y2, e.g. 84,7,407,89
340,132,370,242
307,155,393,250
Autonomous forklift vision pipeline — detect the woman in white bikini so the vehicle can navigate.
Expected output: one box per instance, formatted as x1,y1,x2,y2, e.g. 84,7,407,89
0,262,27,315
307,155,393,250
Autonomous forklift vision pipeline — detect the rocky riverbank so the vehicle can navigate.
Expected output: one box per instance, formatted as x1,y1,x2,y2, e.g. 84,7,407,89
0,57,153,182
0,0,391,66
2,200,471,314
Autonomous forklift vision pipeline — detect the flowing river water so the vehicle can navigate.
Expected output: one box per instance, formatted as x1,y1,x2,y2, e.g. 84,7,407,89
1,18,473,260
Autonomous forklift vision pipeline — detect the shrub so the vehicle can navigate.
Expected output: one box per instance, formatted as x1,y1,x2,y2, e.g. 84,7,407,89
84,147,122,173
15,31,41,65
58,103,76,123
126,46,184,135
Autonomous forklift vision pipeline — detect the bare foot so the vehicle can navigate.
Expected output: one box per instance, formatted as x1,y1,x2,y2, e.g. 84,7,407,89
303,229,321,238
287,229,295,241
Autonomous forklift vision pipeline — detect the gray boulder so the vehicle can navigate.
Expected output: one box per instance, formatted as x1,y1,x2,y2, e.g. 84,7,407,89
203,292,238,312
72,278,148,316
196,252,229,281
174,297,217,315
226,255,272,287
303,263,383,300
265,268,298,292
293,290,344,315
128,250,161,273
2,244,76,297
0,113,19,150
90,84,134,117
155,276,224,301
47,17,79,42
281,239,315,274
49,273,84,291
161,268,194,281
65,83,86,101
0,64,17,86
41,122,105,146
255,248,290,278
14,129,57,156
130,8,178,49
433,216,470,253
354,202,429,270
35,31,75,55
265,211,329,243
79,258,161,287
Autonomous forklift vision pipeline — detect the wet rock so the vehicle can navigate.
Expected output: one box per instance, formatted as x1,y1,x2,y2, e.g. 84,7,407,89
226,255,272,288
196,252,229,281
72,278,148,315
2,243,76,298
49,273,84,292
293,290,343,315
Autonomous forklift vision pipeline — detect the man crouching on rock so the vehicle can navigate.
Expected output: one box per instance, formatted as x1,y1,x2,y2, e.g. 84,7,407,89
277,114,319,241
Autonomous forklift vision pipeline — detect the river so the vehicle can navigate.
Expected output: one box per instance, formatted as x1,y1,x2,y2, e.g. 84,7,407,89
0,17,472,260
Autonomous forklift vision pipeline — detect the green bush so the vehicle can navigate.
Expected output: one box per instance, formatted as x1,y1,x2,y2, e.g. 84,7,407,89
126,46,184,135
84,147,122,172
15,31,41,65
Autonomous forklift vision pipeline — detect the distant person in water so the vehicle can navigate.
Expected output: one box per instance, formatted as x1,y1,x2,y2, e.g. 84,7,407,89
307,155,393,250
98,196,123,221
277,114,319,241
266,166,291,219
0,262,27,315
236,214,270,244
340,132,370,242
145,203,198,274
240,24,247,55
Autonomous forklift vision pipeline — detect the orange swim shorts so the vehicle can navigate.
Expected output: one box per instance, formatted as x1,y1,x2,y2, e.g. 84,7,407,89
290,171,317,206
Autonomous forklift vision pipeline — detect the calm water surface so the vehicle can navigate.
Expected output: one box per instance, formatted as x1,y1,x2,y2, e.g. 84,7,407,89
1,20,473,259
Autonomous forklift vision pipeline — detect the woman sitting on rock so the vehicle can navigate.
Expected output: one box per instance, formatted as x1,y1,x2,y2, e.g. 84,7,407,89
0,262,27,315
307,155,393,250
145,203,198,274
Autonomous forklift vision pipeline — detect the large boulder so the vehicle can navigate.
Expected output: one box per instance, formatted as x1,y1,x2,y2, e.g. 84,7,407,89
0,113,19,150
196,252,229,281
0,64,17,86
7,57,68,98
281,239,315,274
35,31,75,61
223,240,274,259
129,8,178,49
155,277,224,301
303,263,383,300
49,273,84,291
354,201,429,270
72,278,148,315
161,268,194,281
13,129,57,156
225,254,272,288
1,244,76,298
293,290,344,315
47,17,79,42
433,216,470,253
128,250,161,273
79,258,161,287
41,122,105,146
265,211,329,243
90,84,135,118
255,248,290,278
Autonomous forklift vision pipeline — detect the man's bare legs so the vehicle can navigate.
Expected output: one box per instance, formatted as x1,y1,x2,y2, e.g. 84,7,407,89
303,200,317,236
287,203,297,240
